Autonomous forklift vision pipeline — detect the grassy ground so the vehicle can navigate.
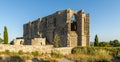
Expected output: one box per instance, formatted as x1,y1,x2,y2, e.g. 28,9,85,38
67,46,120,62
0,50,61,62
0,47,120,62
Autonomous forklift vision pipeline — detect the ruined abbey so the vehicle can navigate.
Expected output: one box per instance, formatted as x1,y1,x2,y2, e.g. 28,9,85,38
21,8,90,47
12,8,90,47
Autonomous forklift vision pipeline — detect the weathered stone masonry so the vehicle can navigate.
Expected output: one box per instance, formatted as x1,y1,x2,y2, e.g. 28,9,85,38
23,8,90,47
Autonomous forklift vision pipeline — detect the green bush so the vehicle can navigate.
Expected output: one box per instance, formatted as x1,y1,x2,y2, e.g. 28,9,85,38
31,51,39,57
24,52,31,55
4,50,10,55
51,52,63,58
0,52,4,55
18,50,24,55
10,52,19,56
21,55,31,60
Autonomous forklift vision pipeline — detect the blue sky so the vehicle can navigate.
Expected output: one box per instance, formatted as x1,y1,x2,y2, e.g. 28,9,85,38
0,0,120,42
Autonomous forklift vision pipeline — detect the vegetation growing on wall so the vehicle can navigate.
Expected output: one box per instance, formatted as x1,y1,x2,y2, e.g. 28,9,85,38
53,33,61,47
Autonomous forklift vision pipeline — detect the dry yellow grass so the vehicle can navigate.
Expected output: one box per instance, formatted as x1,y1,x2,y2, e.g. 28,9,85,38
66,49,112,62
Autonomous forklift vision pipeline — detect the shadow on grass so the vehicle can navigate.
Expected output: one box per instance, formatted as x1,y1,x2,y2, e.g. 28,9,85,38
0,56,55,62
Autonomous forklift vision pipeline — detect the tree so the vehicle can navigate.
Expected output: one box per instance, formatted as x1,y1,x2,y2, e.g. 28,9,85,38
4,26,8,44
53,33,61,47
94,34,99,46
99,41,110,47
109,40,120,47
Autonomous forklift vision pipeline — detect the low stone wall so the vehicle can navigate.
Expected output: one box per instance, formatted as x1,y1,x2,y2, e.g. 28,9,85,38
0,44,73,55
52,47,74,55
0,45,53,53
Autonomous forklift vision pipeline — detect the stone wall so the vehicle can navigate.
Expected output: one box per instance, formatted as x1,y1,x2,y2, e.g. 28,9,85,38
31,38,46,45
0,45,53,53
52,47,73,55
13,38,24,45
23,8,90,47
0,45,73,55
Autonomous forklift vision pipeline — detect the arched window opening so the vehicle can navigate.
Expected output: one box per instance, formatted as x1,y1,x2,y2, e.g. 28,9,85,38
71,15,76,22
71,15,77,31
20,41,23,45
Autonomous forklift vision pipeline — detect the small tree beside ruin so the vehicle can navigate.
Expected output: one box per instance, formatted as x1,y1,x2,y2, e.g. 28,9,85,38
4,26,8,44
53,33,61,47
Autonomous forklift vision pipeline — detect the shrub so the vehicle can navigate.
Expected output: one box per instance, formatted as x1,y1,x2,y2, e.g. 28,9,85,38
51,52,63,58
25,52,31,55
21,55,31,60
66,53,95,62
10,52,19,56
93,49,112,61
18,50,24,55
0,52,4,55
4,50,10,55
99,41,110,47
31,51,39,57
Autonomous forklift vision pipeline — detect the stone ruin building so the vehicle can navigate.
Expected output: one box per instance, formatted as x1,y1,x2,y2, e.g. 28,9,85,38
13,8,90,47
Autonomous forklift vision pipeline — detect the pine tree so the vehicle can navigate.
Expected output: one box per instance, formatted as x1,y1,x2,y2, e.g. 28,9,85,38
4,26,8,44
94,34,99,46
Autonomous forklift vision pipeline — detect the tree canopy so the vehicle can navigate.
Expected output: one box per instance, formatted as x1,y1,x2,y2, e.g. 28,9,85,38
99,41,110,47
109,40,120,47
